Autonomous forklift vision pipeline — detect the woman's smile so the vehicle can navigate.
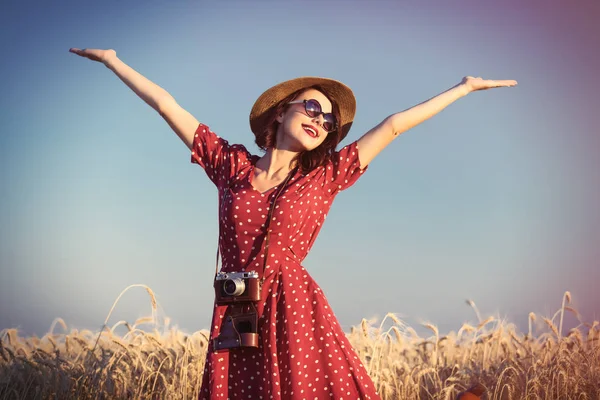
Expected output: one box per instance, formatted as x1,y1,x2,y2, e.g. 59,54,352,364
302,123,319,138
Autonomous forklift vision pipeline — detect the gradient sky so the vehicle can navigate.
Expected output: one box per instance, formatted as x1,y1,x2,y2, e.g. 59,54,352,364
1,1,599,338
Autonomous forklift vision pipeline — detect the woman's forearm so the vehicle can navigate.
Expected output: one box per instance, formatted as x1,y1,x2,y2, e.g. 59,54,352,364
104,55,173,113
390,83,469,136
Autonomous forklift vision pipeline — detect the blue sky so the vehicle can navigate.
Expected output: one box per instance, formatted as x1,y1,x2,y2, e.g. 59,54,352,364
1,0,598,337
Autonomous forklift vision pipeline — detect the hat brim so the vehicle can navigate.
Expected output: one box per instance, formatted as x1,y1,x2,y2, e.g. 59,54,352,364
249,77,356,142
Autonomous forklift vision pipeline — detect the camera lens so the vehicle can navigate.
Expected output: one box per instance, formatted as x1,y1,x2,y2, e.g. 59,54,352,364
224,278,245,296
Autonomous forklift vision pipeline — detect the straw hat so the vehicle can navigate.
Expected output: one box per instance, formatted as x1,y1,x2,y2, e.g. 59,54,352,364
249,77,356,142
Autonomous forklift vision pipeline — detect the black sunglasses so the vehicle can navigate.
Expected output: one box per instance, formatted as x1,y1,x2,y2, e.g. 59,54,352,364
288,99,338,132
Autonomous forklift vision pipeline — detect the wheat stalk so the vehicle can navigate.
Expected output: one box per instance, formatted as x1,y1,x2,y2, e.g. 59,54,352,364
558,291,571,340
91,284,158,352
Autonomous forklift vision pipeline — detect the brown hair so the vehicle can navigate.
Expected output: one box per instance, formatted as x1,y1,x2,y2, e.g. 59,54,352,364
254,85,343,175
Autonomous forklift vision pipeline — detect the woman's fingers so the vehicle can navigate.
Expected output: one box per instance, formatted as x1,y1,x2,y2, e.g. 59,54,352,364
69,48,90,55
68,48,107,63
69,47,93,58
492,79,518,87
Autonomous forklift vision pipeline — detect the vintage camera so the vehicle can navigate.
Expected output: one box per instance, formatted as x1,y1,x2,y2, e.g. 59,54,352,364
213,270,261,351
214,270,261,304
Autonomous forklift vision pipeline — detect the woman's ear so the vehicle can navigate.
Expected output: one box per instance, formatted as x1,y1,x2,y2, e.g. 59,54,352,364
275,110,285,123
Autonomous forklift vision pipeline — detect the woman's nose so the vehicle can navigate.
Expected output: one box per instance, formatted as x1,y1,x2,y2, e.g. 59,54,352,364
312,114,324,128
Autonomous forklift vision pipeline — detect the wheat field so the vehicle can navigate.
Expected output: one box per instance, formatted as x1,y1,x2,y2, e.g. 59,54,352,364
0,286,598,399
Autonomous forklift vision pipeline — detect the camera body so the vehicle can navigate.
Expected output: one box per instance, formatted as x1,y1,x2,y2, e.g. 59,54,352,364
214,270,261,304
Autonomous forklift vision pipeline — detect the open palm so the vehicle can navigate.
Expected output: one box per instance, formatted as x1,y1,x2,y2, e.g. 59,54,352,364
462,75,518,93
69,48,116,64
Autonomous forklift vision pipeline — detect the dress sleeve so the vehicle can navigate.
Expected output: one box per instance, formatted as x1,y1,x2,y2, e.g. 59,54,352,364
190,123,252,188
323,140,369,196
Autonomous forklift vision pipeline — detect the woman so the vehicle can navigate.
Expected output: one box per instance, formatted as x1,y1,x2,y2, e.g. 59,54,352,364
70,47,516,399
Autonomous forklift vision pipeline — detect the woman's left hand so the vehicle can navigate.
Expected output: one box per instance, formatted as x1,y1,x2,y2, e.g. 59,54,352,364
461,76,518,93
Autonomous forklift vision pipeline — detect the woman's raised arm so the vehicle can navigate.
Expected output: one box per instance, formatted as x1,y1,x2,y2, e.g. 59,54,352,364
355,76,518,168
69,48,199,150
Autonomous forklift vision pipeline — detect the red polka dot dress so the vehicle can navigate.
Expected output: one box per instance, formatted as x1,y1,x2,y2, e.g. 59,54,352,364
191,123,379,400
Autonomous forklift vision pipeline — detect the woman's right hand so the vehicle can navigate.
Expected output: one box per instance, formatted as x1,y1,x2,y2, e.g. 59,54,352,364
69,48,117,65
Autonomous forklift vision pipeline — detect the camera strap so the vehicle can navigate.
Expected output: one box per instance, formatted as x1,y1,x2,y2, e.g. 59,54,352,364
214,166,298,283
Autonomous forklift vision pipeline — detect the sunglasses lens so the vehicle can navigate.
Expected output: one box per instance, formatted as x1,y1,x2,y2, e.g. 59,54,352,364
304,99,321,117
323,117,336,132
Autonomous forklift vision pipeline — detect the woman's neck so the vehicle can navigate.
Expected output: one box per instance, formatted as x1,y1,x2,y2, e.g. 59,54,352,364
256,147,298,179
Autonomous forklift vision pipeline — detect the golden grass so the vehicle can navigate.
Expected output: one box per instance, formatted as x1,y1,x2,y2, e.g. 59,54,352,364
0,289,598,399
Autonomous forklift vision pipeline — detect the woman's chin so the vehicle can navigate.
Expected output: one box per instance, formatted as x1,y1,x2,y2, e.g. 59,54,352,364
283,135,317,152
